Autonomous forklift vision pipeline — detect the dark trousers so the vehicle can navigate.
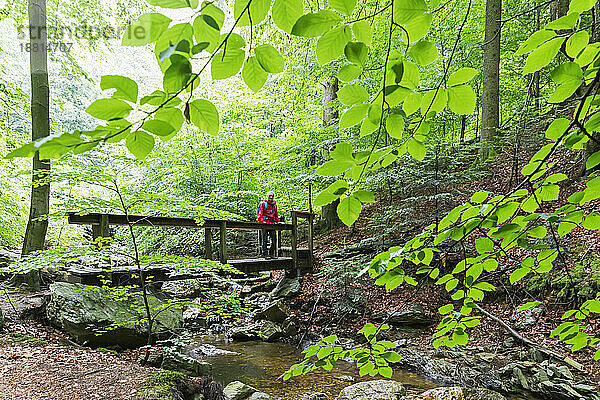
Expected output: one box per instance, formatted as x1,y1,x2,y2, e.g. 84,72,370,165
261,229,276,256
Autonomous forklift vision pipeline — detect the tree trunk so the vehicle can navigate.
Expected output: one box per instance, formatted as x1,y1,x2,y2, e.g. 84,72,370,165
319,75,342,231
18,0,50,290
479,0,501,161
581,3,600,176
322,75,339,127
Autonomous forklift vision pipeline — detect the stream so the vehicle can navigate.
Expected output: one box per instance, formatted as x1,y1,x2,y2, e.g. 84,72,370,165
191,334,532,399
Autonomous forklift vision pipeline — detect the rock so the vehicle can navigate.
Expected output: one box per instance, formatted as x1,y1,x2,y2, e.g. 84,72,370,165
269,276,301,300
250,279,277,294
373,304,433,327
248,393,275,400
254,301,288,323
337,380,406,400
230,321,282,342
512,306,544,331
282,317,298,337
185,344,238,358
513,367,529,390
160,347,212,376
410,387,506,400
161,279,204,298
259,321,283,342
304,393,328,400
556,365,573,380
46,282,183,348
223,381,257,400
503,337,515,348
336,375,355,382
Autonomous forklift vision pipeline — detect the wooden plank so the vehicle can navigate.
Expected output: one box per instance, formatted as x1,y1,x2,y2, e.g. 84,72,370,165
204,228,212,260
307,214,314,270
100,214,110,238
67,212,293,231
219,221,227,264
291,211,298,270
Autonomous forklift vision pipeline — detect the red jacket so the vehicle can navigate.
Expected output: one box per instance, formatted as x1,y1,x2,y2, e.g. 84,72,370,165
258,200,279,223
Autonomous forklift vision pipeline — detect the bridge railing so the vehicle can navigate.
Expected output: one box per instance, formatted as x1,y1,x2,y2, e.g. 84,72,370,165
67,210,315,271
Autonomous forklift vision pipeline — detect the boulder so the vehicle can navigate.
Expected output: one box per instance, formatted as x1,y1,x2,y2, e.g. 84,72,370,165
160,347,212,376
512,306,544,331
161,279,204,298
304,394,328,400
230,321,282,342
269,276,301,300
224,381,257,400
46,282,183,348
374,304,433,327
185,344,238,358
409,387,506,400
338,380,406,400
254,301,288,323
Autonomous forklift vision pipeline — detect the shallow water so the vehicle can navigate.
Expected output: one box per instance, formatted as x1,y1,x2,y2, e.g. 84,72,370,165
192,334,462,399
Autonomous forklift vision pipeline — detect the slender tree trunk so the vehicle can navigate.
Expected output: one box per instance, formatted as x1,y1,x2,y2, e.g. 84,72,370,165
19,0,50,289
581,3,600,175
319,75,342,231
479,0,501,161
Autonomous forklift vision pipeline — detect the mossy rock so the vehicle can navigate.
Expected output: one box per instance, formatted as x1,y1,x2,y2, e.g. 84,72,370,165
46,282,183,348
140,370,188,400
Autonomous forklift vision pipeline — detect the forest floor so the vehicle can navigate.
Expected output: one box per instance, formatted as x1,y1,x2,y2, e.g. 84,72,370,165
0,292,150,400
288,137,600,381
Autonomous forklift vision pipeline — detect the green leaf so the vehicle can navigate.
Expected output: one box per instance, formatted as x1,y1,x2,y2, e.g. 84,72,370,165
545,118,570,141
220,33,246,49
403,92,422,115
330,0,356,16
583,212,600,230
398,60,420,89
475,237,494,254
316,26,352,66
331,142,354,161
254,44,285,73
393,0,428,24
420,89,447,115
551,62,583,84
523,37,565,74
122,13,171,46
515,29,556,56
211,49,245,79
242,56,268,92
344,42,368,66
354,190,375,203
448,68,479,87
447,85,476,115
337,195,362,226
141,119,175,137
314,180,349,207
470,191,488,203
317,159,354,176
402,12,431,42
439,304,454,314
234,0,270,27
545,12,580,30
518,301,541,312
340,103,369,128
189,99,219,134
193,14,220,53
352,20,371,45
291,10,341,37
126,130,155,160
548,81,581,103
386,114,405,139
272,0,303,33
570,0,597,13
337,84,369,105
100,75,138,103
566,30,589,58
337,64,361,82
155,23,194,64
146,0,194,8
510,267,530,284
408,40,438,65
163,56,192,92
407,138,426,161
360,117,379,136
586,150,600,170
86,99,132,120
201,1,224,26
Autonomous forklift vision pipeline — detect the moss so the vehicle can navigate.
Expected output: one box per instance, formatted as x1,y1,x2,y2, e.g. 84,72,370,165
96,347,119,355
140,370,189,400
9,333,48,347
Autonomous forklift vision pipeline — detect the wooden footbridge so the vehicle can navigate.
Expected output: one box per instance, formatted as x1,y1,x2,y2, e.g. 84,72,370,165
66,210,315,285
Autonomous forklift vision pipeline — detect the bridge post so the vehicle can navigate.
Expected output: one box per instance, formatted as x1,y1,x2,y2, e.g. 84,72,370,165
291,211,298,272
204,228,213,260
219,221,227,264
307,213,314,270
92,214,110,241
